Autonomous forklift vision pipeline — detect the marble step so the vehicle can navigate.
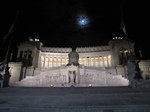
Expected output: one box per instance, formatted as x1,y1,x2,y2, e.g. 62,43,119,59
0,105,150,112
1,87,150,112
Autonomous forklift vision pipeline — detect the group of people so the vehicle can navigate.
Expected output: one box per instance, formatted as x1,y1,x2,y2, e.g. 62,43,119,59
0,63,5,88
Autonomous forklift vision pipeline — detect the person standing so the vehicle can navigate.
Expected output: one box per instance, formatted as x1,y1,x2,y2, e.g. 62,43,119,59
0,70,4,88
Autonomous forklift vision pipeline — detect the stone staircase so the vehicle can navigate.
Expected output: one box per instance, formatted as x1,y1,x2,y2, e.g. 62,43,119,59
41,66,61,71
14,74,129,87
135,79,150,88
12,65,150,88
0,87,150,112
13,65,129,87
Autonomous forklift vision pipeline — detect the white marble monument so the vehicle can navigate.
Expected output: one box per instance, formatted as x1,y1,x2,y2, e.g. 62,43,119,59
14,48,129,87
7,38,150,87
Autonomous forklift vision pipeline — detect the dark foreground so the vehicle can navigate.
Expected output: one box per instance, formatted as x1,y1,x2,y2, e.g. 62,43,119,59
0,86,150,112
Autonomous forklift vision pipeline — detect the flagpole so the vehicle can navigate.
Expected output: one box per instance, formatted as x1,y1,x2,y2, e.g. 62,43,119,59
3,11,19,64
119,6,128,39
2,11,19,87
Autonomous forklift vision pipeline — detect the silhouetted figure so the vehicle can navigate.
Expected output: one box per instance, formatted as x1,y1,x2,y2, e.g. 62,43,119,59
67,46,79,66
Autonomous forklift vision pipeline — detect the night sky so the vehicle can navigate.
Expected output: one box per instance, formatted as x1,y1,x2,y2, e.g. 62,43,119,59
0,0,149,61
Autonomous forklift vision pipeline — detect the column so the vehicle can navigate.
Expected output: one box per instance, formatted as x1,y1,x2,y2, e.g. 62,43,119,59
84,57,86,65
94,57,96,67
26,50,29,59
89,57,91,66
109,55,111,67
98,56,100,67
49,57,52,67
56,56,58,66
102,56,105,67
99,56,101,67
90,57,92,66
43,55,46,68
87,57,89,66
65,56,66,65
60,56,62,66
38,54,41,68
48,56,50,68
52,56,54,67
124,51,127,64
107,56,109,67
54,57,56,67
85,57,88,66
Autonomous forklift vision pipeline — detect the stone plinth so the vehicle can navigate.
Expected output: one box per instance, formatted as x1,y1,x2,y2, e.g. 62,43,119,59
66,65,79,84
13,65,129,87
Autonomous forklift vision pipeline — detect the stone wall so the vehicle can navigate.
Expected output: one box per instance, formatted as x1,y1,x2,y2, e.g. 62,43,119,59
139,60,150,79
8,62,23,84
116,65,126,77
105,67,117,75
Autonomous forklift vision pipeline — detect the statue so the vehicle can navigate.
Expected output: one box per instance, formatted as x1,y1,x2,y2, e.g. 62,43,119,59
67,46,79,66
127,60,144,87
68,71,76,83
127,52,143,87
134,60,143,80
66,46,79,85
127,61,137,87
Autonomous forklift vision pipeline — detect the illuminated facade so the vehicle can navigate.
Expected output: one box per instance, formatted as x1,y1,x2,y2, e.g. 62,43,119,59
16,38,135,69
9,38,146,87
40,48,112,68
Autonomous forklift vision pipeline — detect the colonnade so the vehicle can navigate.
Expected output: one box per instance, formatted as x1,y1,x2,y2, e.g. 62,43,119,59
40,56,68,68
79,55,111,67
40,55,111,68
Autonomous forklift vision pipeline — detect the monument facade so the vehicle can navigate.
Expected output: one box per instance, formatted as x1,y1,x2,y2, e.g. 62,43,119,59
6,37,150,87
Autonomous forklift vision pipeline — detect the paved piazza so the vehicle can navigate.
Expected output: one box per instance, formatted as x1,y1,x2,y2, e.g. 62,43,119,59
0,86,150,112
